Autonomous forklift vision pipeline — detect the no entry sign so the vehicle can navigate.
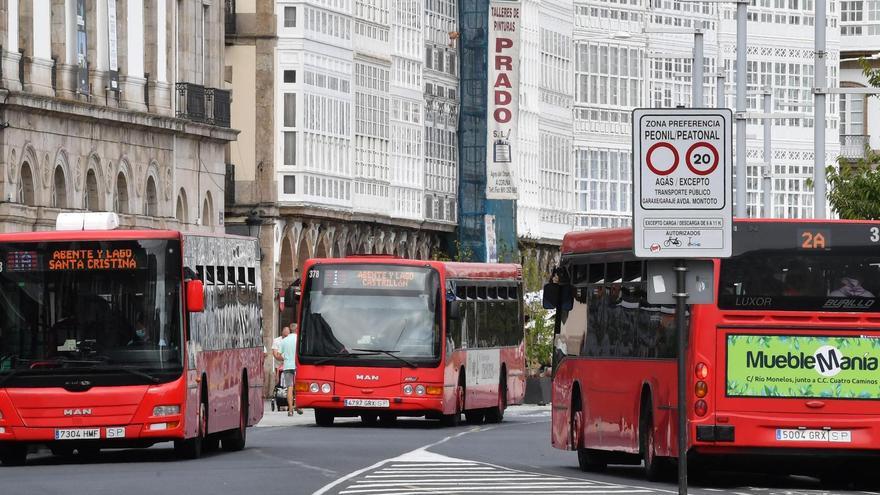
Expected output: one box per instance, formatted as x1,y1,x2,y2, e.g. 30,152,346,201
632,108,733,258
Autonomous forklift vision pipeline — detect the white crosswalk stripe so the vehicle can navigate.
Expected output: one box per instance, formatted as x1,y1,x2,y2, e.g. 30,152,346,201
334,460,669,495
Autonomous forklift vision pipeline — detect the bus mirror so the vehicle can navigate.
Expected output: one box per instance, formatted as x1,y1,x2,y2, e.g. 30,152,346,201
559,285,574,311
542,283,559,309
186,279,205,313
448,300,461,320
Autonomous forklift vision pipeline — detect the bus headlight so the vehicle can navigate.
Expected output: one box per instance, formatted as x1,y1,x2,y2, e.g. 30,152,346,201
153,405,180,417
415,385,426,395
321,383,332,394
403,384,414,395
309,383,320,393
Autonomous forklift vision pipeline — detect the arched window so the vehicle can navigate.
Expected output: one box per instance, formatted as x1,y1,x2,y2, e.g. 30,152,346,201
202,191,213,227
145,176,158,216
18,162,35,205
85,170,99,211
176,189,188,224
52,166,67,208
115,172,129,214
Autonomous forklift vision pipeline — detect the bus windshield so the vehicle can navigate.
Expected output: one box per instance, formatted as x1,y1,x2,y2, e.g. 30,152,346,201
299,264,441,365
719,248,880,312
0,239,183,386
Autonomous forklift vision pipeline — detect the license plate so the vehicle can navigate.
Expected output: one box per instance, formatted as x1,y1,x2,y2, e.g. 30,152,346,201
776,428,852,443
344,399,390,408
54,428,100,440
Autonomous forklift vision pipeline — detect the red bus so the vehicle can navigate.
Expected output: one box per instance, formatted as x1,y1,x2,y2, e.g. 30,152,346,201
548,219,880,482
294,257,526,426
0,213,263,465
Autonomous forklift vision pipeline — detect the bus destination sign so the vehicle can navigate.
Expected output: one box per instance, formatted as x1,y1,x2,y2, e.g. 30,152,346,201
324,267,424,291
48,248,140,271
632,108,733,259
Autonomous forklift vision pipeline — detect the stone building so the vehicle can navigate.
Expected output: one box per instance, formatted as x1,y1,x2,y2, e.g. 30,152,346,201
0,0,234,233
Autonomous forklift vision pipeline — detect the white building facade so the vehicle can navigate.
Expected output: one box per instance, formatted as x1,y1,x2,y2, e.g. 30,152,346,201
570,0,841,226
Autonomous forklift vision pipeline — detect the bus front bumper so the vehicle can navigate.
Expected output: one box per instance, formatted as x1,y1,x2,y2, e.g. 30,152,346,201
0,420,185,443
296,393,444,416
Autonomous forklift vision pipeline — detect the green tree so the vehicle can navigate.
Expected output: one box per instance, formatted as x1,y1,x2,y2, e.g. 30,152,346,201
817,58,880,219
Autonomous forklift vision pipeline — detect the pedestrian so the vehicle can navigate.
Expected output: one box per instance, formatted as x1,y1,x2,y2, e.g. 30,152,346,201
272,326,290,371
277,324,302,415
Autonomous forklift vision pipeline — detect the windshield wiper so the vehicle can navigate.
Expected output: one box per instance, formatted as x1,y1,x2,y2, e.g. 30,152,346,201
90,365,161,384
351,348,417,368
310,352,373,365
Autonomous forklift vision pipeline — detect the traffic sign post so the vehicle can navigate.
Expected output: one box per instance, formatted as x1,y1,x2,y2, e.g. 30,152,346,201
632,108,733,495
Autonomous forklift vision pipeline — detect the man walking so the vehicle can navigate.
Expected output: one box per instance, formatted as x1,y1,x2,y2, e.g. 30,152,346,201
277,325,302,415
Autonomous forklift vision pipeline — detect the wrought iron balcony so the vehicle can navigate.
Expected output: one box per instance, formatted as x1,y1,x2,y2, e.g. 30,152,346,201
840,134,869,160
206,88,231,128
176,82,206,123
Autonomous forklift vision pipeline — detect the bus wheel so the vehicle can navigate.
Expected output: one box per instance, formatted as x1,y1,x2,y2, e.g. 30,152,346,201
175,391,208,459
222,386,248,452
315,409,335,427
442,380,464,427
0,444,28,466
360,414,378,425
572,396,606,472
485,374,507,424
641,400,670,481
464,410,484,425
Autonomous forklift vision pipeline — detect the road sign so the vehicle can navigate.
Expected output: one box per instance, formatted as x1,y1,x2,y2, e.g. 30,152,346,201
632,108,733,258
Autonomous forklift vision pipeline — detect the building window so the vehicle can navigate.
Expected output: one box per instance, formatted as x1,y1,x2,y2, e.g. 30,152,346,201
52,166,67,208
145,176,158,216
284,93,296,127
283,70,296,83
18,162,35,206
176,189,188,224
284,6,296,27
284,132,297,165
283,175,296,194
115,172,129,214
85,169,99,211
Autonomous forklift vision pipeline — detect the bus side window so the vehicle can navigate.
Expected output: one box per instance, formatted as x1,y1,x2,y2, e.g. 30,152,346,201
228,267,236,286
583,285,605,357
216,266,225,285
559,286,587,357
205,266,215,285
467,301,479,348
238,267,246,286
637,280,678,359
196,265,205,283
247,267,256,286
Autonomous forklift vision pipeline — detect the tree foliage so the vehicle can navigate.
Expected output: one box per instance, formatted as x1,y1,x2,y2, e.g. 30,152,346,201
824,151,880,219
817,58,880,219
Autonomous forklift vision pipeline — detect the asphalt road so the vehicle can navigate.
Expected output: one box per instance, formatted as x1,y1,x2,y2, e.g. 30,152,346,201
3,405,879,495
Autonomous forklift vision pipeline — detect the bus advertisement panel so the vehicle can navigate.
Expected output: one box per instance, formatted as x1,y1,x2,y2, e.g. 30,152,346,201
547,220,880,483
0,215,263,465
295,258,525,426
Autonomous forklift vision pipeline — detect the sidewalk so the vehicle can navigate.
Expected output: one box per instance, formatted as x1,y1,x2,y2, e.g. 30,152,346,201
255,402,550,428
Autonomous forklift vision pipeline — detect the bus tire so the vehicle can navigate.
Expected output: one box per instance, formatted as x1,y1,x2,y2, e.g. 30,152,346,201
640,397,671,481
485,371,507,424
442,374,465,427
222,380,248,452
175,384,208,459
464,410,484,425
0,444,27,466
572,391,606,472
315,409,335,427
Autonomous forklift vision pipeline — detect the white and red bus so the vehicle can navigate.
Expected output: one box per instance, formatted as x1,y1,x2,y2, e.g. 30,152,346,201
294,256,525,426
0,212,263,465
548,219,880,482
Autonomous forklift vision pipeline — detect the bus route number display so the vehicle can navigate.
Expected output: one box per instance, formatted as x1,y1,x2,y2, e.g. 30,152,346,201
632,108,733,259
48,248,139,271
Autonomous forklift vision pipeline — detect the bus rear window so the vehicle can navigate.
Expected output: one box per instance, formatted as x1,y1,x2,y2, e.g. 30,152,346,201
719,249,880,312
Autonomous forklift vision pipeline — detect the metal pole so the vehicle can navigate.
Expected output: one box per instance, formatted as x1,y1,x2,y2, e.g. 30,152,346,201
716,72,725,109
693,30,704,108
763,88,772,218
735,1,747,218
815,0,827,219
675,260,689,495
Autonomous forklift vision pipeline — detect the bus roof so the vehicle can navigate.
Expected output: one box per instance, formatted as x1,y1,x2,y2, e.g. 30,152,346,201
561,218,880,256
306,257,522,281
0,230,183,243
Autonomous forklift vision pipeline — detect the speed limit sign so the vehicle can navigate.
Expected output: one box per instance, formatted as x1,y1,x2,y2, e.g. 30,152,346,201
632,108,732,258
